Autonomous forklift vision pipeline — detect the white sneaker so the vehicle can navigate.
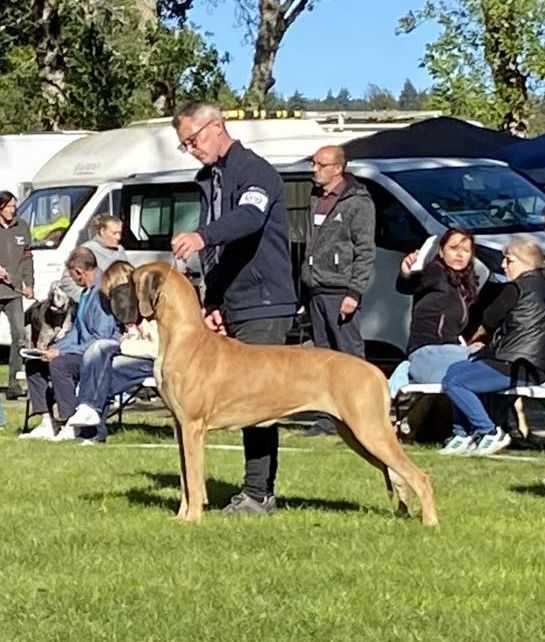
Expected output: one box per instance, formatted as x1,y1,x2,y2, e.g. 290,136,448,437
439,434,475,455
471,427,512,456
52,424,79,442
68,403,101,427
19,414,56,440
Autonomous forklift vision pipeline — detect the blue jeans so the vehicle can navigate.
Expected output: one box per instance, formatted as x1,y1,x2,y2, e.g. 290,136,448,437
78,339,154,413
388,343,474,397
442,359,521,437
0,397,5,426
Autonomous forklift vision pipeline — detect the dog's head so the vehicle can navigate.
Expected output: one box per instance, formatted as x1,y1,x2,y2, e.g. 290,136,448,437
107,263,167,325
47,281,71,313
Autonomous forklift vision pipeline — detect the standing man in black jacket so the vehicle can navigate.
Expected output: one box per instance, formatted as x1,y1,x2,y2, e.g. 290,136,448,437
301,145,376,435
171,101,296,516
0,191,34,399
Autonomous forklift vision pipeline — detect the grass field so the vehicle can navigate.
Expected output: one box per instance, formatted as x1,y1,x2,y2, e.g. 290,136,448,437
1,371,545,640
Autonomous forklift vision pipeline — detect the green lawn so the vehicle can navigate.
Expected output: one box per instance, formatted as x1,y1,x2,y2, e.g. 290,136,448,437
1,391,545,641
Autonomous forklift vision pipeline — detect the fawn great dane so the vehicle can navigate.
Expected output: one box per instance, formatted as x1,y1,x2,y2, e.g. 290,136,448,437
110,262,438,526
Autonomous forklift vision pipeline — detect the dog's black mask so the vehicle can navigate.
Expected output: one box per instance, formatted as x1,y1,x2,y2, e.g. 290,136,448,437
110,283,141,324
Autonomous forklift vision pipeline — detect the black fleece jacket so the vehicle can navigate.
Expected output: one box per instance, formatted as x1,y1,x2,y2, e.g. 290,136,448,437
397,259,470,354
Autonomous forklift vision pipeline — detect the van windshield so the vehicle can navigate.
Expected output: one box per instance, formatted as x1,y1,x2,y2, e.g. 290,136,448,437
18,186,95,248
386,165,545,233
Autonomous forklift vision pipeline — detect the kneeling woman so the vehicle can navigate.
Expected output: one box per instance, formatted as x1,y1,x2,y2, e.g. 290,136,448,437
441,237,545,456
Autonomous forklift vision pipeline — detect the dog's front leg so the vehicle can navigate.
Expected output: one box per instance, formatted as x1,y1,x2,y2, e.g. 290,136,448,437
172,419,189,521
180,418,206,522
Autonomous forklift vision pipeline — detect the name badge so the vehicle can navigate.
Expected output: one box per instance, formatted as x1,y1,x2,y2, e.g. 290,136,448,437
313,214,326,226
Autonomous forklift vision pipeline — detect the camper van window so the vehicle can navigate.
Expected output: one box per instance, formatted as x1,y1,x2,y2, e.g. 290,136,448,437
387,165,545,234
18,186,95,248
364,181,427,252
121,187,200,250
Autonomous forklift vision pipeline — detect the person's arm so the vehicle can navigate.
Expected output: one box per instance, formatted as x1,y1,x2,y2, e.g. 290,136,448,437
347,193,376,300
20,222,34,296
481,282,519,332
60,266,83,303
197,168,278,246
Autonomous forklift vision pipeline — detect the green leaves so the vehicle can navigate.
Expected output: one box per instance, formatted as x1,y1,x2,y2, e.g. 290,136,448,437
0,0,230,131
398,0,545,133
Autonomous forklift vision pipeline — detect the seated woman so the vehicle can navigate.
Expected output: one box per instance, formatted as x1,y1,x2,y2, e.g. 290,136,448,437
60,213,128,303
441,237,545,456
389,228,479,396
62,261,158,443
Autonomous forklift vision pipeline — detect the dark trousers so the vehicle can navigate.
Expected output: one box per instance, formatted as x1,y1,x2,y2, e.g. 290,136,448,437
0,297,25,386
226,316,293,500
309,293,365,356
309,293,365,432
26,353,82,420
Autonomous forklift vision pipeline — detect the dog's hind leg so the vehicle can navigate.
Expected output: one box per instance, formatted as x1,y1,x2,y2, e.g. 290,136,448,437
339,394,438,526
335,421,411,519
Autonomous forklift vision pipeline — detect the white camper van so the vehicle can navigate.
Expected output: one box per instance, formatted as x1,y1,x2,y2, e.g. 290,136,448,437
0,132,89,199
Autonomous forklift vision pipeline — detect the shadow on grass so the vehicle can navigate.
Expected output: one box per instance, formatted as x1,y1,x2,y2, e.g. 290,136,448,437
510,483,545,497
83,469,388,516
106,421,174,440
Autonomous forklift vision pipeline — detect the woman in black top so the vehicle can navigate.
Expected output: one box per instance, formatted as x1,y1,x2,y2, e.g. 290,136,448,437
441,236,545,456
389,228,478,395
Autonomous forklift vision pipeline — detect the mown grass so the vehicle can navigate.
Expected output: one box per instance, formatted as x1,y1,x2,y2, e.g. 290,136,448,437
1,377,545,640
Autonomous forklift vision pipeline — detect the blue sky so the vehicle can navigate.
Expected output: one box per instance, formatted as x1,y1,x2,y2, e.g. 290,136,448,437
191,0,438,100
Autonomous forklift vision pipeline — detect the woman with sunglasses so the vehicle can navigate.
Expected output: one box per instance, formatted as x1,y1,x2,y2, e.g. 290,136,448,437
441,236,545,456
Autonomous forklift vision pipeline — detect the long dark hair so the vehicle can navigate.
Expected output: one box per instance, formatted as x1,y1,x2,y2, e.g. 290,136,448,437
0,190,16,212
436,228,478,303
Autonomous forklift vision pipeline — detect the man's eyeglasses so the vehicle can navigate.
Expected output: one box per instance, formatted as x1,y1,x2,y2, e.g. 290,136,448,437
311,160,337,169
178,120,214,153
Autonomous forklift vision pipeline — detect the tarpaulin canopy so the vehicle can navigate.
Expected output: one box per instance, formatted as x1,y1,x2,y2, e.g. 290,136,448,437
342,116,518,160
494,133,545,169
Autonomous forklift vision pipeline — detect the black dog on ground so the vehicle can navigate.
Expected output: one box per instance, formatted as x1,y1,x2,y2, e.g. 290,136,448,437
24,281,74,350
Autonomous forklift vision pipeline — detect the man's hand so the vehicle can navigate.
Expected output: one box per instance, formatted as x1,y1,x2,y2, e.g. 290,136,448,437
22,285,34,299
41,347,59,362
339,295,358,321
171,232,205,260
204,309,226,335
0,266,8,282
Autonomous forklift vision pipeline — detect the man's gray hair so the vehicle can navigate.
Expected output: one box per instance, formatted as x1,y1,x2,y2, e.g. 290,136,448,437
171,101,223,129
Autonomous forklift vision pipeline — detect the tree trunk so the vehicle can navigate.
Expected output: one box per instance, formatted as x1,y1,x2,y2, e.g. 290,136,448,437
32,0,66,131
244,0,312,108
482,4,529,135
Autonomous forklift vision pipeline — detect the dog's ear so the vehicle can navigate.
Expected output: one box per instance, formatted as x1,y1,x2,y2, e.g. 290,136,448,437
135,268,164,317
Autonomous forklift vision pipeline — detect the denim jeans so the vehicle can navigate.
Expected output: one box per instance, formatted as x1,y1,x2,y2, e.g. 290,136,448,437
388,343,474,398
442,359,522,437
77,339,154,412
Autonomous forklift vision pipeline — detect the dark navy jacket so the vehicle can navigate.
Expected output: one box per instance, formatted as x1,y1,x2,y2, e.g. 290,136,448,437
196,141,296,323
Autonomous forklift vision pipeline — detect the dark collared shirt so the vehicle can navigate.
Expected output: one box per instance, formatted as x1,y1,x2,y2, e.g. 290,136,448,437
313,179,346,219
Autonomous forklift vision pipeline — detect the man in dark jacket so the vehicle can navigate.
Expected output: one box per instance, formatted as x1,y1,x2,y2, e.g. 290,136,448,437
171,101,296,516
300,145,376,435
0,191,34,398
